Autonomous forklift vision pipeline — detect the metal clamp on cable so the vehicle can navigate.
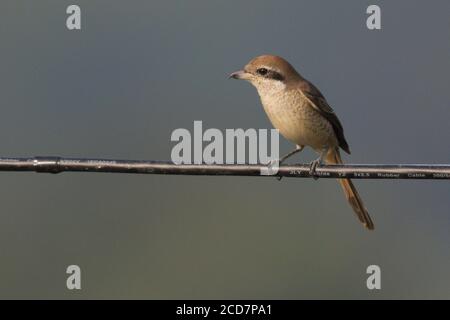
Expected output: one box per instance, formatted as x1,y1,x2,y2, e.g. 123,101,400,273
33,156,62,173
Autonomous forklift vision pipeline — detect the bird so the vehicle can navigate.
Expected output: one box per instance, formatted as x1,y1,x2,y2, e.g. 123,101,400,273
229,54,374,230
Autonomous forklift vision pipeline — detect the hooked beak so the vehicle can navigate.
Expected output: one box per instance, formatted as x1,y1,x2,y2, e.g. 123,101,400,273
228,70,251,80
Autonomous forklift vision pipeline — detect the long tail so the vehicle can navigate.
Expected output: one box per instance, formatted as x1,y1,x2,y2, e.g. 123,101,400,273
326,148,375,230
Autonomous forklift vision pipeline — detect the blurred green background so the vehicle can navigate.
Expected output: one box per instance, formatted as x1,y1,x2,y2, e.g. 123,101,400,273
0,0,449,299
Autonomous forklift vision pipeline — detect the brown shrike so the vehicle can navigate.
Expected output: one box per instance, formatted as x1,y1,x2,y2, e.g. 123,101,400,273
230,55,374,230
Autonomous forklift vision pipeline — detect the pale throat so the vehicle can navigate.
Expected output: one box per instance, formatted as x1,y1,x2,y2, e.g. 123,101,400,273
252,79,286,99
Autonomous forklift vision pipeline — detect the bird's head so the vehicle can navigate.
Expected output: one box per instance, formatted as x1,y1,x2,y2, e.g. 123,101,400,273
229,55,301,95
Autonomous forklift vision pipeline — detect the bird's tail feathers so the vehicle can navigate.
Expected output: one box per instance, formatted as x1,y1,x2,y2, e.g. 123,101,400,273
326,148,375,230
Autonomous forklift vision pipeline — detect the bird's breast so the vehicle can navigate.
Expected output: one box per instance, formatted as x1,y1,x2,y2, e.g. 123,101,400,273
258,90,336,150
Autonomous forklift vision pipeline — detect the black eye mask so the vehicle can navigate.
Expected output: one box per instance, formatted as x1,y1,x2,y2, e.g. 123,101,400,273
256,68,284,81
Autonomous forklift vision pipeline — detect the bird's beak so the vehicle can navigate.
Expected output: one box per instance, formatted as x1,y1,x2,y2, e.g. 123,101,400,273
229,70,251,80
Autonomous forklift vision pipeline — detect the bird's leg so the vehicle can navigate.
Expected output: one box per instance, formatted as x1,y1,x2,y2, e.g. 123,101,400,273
309,147,328,180
279,145,304,165
274,145,304,181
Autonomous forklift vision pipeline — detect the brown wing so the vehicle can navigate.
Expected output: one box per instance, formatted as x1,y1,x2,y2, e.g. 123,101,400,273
298,79,351,154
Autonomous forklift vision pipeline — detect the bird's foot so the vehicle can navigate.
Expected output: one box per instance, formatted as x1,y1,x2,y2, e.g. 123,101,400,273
269,159,283,181
309,158,321,180
272,145,305,181
266,159,283,181
276,159,284,181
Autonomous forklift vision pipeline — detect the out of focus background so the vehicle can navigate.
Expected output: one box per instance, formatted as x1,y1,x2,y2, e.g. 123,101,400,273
0,0,449,299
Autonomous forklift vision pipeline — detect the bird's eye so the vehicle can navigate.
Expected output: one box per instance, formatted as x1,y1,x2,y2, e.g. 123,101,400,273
256,68,268,76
